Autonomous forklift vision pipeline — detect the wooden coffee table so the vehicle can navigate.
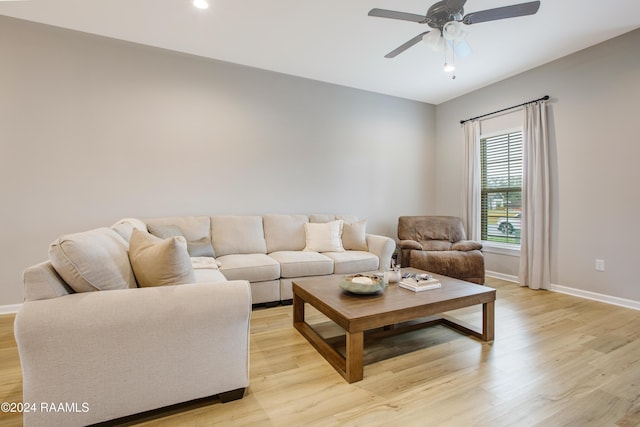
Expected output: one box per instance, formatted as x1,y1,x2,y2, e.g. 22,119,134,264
292,268,496,383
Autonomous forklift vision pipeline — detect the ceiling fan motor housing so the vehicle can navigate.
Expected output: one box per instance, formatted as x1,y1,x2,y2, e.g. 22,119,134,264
427,1,464,29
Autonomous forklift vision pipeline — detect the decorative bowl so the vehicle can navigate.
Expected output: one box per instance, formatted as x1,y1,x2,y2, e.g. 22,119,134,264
339,274,387,295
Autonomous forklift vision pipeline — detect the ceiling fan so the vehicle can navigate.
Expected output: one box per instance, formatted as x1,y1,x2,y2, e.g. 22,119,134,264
369,0,541,59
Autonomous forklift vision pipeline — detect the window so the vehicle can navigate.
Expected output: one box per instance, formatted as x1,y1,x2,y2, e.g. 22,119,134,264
481,130,522,245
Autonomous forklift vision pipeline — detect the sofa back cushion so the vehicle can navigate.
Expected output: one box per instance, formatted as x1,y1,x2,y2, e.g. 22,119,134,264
48,227,137,293
111,218,148,243
310,214,358,224
144,216,214,257
263,214,308,253
211,216,267,257
398,216,467,243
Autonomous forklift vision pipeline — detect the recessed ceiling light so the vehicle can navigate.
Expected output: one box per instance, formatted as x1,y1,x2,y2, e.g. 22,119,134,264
192,0,209,10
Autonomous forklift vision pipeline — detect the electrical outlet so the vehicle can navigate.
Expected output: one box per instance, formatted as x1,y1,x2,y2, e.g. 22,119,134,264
595,259,605,272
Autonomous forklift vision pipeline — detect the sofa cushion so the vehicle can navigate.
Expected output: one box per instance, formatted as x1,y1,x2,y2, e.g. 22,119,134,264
263,214,308,253
128,229,196,288
342,219,368,251
111,218,148,243
409,249,485,284
193,268,228,283
268,251,334,278
323,251,379,274
398,216,467,242
421,240,453,251
144,216,215,257
216,254,280,282
191,257,220,270
303,220,345,253
48,227,137,293
191,257,226,283
211,216,267,257
309,214,335,223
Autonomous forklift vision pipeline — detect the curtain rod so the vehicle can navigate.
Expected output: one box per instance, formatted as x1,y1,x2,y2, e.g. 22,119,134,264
459,95,549,125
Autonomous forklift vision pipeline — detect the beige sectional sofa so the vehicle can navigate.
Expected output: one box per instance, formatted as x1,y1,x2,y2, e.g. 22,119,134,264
14,213,394,426
141,213,395,304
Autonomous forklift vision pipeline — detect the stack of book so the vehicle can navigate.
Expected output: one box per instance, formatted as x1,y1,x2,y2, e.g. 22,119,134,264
399,274,441,292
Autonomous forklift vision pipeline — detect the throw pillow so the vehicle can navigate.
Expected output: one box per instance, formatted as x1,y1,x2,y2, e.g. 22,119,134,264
186,237,216,258
148,223,215,258
48,227,137,293
147,223,183,239
342,219,368,251
303,220,345,253
128,229,196,288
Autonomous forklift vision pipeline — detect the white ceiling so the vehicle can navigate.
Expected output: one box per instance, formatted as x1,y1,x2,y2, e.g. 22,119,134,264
1,0,639,104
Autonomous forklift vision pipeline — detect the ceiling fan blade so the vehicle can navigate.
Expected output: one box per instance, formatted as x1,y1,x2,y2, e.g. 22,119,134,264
445,0,467,13
384,31,430,58
462,1,540,25
368,8,426,23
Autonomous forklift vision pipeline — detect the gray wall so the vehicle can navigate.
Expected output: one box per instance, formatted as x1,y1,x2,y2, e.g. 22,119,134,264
435,29,640,302
0,17,436,306
4,15,637,307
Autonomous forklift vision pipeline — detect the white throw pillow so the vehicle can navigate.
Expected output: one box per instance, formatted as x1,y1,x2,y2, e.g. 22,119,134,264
303,220,345,253
49,227,137,293
128,229,196,288
342,219,368,251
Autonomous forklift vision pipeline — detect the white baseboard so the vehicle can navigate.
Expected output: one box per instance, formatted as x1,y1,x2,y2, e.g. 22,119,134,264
486,271,640,311
549,284,640,311
0,303,22,315
486,270,519,283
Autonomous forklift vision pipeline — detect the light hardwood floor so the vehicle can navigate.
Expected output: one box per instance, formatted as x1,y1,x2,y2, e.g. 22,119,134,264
1,277,639,426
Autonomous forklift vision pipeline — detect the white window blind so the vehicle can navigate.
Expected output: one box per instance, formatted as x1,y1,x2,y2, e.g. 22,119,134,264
481,131,522,245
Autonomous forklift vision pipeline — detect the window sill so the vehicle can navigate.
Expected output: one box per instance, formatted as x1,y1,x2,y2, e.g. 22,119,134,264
482,241,520,257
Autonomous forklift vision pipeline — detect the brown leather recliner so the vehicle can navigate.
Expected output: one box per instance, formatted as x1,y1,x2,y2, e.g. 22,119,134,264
397,216,485,285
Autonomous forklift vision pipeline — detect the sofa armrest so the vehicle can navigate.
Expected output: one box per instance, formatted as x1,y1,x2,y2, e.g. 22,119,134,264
14,281,251,427
398,239,424,250
366,234,396,270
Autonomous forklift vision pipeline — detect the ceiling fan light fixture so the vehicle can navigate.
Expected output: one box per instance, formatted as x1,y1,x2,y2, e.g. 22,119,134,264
453,39,472,57
442,21,467,41
192,0,209,10
422,29,444,52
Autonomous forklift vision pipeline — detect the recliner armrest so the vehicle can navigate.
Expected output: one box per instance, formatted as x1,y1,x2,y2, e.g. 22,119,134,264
451,240,483,251
398,239,423,250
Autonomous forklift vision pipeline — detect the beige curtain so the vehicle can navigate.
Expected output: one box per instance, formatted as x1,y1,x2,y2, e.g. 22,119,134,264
519,101,550,290
462,120,481,241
